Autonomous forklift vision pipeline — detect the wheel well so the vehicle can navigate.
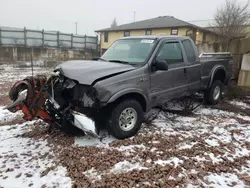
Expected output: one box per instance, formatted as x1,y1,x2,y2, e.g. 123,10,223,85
213,69,226,83
110,93,147,112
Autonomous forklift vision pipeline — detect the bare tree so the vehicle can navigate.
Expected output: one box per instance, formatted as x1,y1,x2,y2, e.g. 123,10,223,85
111,18,118,28
214,0,250,50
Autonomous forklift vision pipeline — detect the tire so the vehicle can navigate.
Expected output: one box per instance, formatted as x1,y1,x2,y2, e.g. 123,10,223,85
204,80,223,105
107,99,144,139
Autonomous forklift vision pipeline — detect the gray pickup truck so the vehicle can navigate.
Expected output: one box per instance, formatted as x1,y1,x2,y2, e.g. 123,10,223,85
6,36,232,139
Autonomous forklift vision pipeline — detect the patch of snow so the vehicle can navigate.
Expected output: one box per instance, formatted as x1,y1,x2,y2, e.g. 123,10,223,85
178,142,197,150
150,147,158,152
117,144,146,152
74,130,116,148
212,127,226,134
205,138,220,147
154,157,183,167
83,168,102,182
229,101,250,109
196,108,234,117
175,116,196,122
238,161,250,174
234,147,250,157
0,107,22,123
193,156,206,162
110,160,147,173
237,114,250,122
205,173,244,188
0,121,71,187
208,153,223,163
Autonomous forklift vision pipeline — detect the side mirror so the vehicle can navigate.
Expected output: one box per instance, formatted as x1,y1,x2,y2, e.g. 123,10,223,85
155,59,168,71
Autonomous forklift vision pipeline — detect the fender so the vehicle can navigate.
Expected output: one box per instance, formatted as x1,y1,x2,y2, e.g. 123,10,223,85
107,88,149,110
208,65,226,88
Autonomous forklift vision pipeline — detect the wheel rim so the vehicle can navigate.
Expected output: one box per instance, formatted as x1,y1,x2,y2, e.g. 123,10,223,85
213,85,221,100
119,108,137,131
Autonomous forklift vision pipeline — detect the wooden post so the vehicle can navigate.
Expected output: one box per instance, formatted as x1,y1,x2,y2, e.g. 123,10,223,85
30,53,33,77
0,28,2,46
24,27,27,47
24,27,27,61
42,29,44,47
57,31,60,48
71,33,73,48
84,34,87,50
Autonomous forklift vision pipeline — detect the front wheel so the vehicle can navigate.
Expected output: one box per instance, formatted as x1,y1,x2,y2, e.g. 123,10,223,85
107,99,144,139
204,80,223,105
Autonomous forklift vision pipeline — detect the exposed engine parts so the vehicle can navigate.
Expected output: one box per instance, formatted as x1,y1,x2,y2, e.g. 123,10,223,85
5,72,99,136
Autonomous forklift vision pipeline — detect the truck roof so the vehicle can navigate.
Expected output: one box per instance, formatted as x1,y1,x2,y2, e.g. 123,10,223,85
119,35,190,40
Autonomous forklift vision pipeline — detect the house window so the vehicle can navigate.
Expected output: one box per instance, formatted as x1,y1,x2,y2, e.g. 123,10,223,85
104,32,109,43
145,29,152,35
124,31,130,37
171,28,178,35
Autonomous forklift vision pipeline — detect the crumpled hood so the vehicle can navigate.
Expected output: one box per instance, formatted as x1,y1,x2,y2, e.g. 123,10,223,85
56,60,136,85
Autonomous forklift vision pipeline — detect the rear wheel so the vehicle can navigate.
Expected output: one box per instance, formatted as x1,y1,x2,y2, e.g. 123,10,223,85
204,80,223,105
107,99,144,139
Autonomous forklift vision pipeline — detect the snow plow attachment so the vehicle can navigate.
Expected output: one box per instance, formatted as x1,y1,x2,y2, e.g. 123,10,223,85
4,74,98,137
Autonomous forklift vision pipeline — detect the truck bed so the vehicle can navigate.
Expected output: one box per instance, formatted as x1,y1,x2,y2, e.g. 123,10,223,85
200,53,233,88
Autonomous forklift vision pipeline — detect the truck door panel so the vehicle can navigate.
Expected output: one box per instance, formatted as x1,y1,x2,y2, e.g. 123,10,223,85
149,41,188,106
181,39,202,93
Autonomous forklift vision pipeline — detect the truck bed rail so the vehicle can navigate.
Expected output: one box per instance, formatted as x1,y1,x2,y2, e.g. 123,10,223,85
199,52,232,58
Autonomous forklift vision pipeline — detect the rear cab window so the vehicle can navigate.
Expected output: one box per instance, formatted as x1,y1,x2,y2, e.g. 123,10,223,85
182,39,196,62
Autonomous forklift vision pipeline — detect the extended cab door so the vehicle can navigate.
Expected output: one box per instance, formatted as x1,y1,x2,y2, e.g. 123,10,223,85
149,40,188,107
181,39,202,93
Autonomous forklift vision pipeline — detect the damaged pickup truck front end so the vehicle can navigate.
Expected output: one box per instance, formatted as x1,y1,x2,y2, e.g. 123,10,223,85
5,60,136,137
5,36,232,139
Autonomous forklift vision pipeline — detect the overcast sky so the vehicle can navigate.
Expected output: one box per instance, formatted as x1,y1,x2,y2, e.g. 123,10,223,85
0,0,249,36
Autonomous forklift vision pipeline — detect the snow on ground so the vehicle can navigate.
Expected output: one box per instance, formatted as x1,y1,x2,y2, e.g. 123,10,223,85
0,107,21,123
230,100,250,109
0,65,53,83
0,107,71,188
205,173,245,188
74,130,116,148
1,66,250,187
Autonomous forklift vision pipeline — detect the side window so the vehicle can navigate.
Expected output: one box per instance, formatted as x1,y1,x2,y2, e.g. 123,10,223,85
182,39,196,62
145,29,152,35
104,32,109,43
124,31,130,37
156,42,183,64
171,28,178,35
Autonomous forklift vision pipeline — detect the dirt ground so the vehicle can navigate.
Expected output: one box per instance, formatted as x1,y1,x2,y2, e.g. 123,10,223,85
1,66,250,188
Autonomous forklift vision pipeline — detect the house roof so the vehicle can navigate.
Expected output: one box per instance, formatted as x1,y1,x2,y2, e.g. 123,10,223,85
95,16,205,32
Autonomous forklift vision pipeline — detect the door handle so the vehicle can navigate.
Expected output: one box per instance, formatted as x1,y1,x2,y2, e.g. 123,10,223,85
184,68,187,74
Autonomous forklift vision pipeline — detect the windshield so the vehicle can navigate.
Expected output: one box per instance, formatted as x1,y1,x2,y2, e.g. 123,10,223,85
101,38,156,65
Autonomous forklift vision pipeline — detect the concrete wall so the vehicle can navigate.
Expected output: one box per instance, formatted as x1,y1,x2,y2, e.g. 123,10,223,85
238,52,250,87
0,46,97,64
241,53,250,70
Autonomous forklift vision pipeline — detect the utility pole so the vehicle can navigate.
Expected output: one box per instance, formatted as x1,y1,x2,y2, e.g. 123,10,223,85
133,11,136,22
75,22,78,35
